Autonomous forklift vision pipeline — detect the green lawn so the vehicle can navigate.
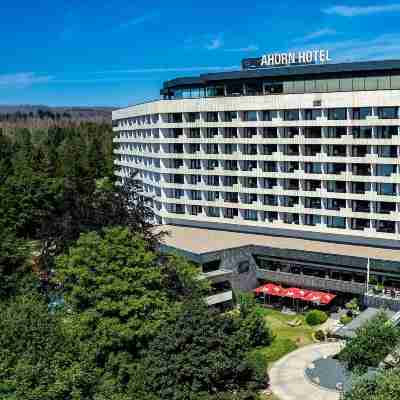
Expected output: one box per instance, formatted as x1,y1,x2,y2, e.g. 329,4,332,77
251,306,317,364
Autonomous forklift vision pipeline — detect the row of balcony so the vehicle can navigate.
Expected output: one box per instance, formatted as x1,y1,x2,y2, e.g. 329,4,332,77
115,107,400,128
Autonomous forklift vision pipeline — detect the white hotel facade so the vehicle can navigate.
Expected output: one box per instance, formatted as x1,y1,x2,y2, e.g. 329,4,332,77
113,58,400,305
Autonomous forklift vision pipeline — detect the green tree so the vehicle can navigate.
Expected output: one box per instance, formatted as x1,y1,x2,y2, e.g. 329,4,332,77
344,369,400,400
131,300,262,400
0,294,97,400
236,293,273,348
56,227,201,393
0,228,30,300
338,311,400,372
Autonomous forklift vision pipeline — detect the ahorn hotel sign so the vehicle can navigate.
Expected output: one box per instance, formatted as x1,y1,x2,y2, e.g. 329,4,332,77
242,49,331,69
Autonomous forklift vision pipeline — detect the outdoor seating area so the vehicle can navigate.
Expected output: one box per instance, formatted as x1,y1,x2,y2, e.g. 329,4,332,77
254,282,337,311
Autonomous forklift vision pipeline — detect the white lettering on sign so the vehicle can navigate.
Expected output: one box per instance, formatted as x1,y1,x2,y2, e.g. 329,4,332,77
260,49,331,67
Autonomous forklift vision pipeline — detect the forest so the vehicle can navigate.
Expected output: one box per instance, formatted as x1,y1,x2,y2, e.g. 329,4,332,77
0,120,272,400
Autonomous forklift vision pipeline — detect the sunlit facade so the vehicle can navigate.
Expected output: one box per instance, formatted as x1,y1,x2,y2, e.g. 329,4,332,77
113,60,400,248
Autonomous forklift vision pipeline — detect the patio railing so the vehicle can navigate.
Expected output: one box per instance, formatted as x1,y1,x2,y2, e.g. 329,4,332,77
256,269,366,295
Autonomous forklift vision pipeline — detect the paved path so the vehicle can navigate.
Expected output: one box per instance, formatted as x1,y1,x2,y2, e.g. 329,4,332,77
269,342,344,400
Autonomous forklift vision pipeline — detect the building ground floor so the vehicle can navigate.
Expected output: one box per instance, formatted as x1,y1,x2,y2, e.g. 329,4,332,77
159,224,400,311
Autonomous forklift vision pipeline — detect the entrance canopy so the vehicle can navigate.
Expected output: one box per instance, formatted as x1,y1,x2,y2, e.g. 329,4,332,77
254,283,336,305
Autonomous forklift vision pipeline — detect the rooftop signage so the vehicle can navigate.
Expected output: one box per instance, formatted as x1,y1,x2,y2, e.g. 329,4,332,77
242,49,331,70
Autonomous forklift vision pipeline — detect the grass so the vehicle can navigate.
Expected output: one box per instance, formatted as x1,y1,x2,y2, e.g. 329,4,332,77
251,306,317,364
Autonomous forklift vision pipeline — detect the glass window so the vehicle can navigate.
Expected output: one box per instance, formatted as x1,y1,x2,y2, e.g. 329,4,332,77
353,77,365,91
293,80,305,93
305,80,315,92
377,76,390,90
284,110,299,121
173,89,183,99
365,77,378,90
304,109,322,120
315,79,328,92
327,79,340,92
378,107,398,119
244,111,258,121
340,78,353,91
226,83,243,96
376,164,397,177
328,108,347,120
191,88,201,97
391,75,400,89
283,81,294,93
264,82,283,94
246,81,263,95
352,107,372,120
206,86,224,97
327,216,346,229
181,88,191,98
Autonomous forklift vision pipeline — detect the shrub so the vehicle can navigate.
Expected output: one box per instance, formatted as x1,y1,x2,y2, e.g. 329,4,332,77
340,315,353,325
338,311,400,372
314,330,326,341
305,310,328,326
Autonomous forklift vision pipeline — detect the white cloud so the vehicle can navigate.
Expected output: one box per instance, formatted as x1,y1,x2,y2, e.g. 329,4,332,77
206,37,223,50
0,73,53,88
224,44,259,52
296,28,336,42
324,4,400,17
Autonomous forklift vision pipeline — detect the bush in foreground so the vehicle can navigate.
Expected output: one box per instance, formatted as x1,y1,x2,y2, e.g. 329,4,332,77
305,310,328,326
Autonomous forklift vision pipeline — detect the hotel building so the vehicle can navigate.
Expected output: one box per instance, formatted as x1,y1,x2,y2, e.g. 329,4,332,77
113,58,400,308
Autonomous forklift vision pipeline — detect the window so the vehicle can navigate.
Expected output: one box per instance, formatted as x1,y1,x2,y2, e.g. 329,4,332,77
190,205,203,215
305,214,321,226
224,208,238,219
284,110,299,121
352,126,372,139
378,107,398,119
224,111,238,122
376,126,398,138
264,82,283,94
243,111,258,121
187,112,200,122
206,207,220,217
244,209,258,221
206,86,224,97
226,83,243,96
352,107,372,120
364,77,378,90
292,80,305,93
328,108,347,120
245,81,263,95
327,216,346,229
304,109,322,120
238,261,250,274
206,112,219,122
340,78,353,91
352,78,364,91
376,164,396,176
377,183,396,196
327,79,340,91
261,110,277,121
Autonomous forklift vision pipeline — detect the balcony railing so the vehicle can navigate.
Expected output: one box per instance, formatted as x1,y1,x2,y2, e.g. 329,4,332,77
256,269,366,295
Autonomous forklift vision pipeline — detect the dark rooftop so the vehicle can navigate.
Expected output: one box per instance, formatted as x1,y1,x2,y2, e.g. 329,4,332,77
163,59,400,89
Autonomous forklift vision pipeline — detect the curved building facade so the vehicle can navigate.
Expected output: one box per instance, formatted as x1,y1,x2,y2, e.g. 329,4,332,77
113,59,400,248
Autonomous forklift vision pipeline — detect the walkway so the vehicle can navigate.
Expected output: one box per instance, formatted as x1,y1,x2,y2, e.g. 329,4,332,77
269,342,344,400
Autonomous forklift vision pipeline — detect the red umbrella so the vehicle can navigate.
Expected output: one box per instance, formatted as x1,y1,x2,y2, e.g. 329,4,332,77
319,292,336,305
304,291,324,303
284,287,308,299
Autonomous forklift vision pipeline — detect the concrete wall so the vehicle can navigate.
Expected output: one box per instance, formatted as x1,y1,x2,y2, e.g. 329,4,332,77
202,247,258,292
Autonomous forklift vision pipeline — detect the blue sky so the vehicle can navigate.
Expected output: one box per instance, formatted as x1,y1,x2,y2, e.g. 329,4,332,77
3,1,400,107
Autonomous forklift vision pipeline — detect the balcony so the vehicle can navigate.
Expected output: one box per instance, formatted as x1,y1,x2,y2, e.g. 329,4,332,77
256,269,365,295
